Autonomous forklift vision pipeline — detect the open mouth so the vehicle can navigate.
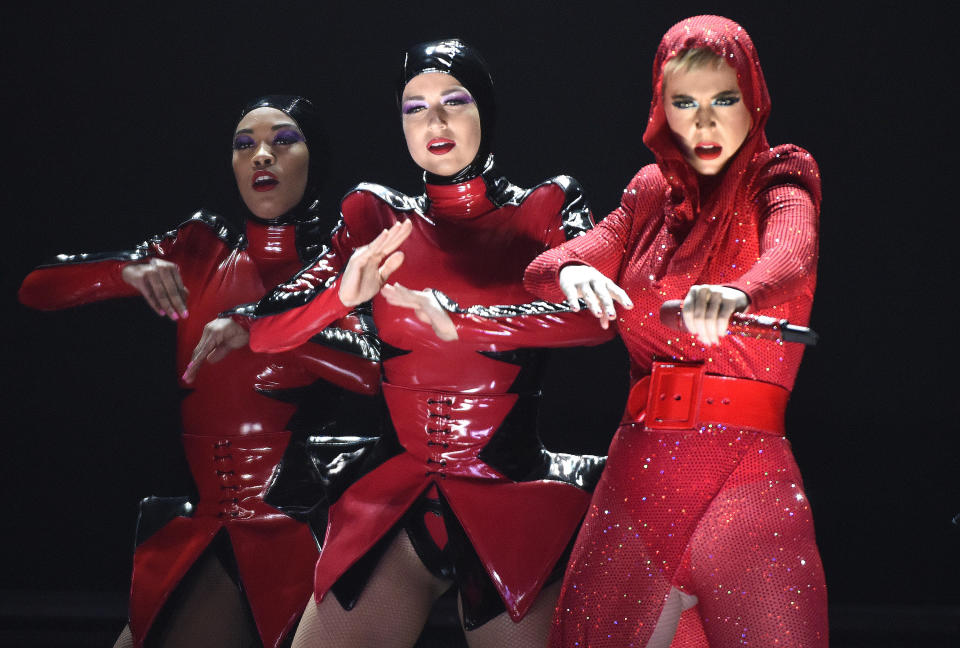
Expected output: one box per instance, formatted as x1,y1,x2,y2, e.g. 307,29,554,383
252,171,279,192
694,143,722,160
428,138,455,155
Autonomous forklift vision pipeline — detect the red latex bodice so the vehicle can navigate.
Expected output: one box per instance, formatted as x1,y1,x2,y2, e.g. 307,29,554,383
19,211,379,647
244,172,610,622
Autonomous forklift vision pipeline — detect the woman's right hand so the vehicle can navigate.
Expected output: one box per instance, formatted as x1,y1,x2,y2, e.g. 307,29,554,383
182,317,250,384
558,264,633,329
339,220,413,307
121,259,189,320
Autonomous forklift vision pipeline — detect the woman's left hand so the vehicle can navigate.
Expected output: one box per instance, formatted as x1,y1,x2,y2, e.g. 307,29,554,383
381,283,458,341
182,318,250,383
681,285,749,346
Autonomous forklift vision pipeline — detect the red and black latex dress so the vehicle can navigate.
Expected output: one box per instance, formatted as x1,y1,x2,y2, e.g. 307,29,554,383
524,15,828,648
18,204,381,647
235,153,613,627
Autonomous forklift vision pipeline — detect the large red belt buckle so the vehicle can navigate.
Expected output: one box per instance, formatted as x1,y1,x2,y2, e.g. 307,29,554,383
645,361,707,430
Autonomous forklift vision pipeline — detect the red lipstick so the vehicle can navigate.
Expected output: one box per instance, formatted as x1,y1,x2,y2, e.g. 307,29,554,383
252,170,279,192
428,138,455,155
694,143,722,160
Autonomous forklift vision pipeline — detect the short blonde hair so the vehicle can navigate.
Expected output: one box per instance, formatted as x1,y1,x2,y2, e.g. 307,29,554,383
663,47,724,77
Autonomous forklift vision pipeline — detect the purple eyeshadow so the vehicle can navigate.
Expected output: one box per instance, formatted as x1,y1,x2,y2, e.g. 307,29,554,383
233,134,255,149
402,100,428,114
273,129,305,144
443,91,474,104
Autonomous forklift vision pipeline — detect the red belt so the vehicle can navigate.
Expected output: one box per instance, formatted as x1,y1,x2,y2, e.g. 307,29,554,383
626,361,789,435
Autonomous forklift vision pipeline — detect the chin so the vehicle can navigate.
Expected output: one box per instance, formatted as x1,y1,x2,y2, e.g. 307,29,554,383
417,156,467,178
245,201,284,221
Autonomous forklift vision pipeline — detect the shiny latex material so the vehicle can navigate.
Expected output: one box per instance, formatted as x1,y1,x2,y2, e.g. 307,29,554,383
523,16,827,648
239,164,613,624
399,38,496,185
19,210,380,648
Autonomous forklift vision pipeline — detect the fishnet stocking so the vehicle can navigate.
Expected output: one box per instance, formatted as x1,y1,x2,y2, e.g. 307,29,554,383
113,624,134,648
291,532,451,648
134,549,259,648
461,580,561,648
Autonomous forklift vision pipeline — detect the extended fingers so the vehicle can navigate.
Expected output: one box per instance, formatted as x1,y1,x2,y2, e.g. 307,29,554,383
183,322,227,383
183,336,211,383
368,220,412,259
138,278,166,317
606,280,633,310
558,269,583,311
381,284,458,341
156,264,189,318
378,251,405,283
380,282,417,308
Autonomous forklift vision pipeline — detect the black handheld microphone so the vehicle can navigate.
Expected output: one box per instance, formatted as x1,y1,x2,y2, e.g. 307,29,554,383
659,300,819,346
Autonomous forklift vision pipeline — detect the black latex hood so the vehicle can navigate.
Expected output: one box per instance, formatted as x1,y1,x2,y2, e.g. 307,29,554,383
397,39,495,185
236,95,326,223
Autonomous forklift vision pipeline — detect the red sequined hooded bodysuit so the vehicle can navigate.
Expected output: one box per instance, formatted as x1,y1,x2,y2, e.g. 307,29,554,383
237,163,612,628
524,15,828,648
18,211,380,648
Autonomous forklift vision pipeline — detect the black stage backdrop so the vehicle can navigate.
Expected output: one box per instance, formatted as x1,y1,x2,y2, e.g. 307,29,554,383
1,0,954,624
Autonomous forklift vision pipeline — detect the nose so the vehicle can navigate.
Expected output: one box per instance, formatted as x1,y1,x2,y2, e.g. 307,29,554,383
252,142,275,167
427,105,448,130
695,104,716,129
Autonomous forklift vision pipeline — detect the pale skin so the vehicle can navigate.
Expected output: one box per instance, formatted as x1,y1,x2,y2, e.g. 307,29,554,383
551,59,754,347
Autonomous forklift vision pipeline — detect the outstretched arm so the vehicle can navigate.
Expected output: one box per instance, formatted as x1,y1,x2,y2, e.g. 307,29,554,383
186,219,412,378
18,211,222,318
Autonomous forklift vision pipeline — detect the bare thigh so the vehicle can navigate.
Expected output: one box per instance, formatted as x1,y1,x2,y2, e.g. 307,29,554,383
291,531,451,648
113,624,133,648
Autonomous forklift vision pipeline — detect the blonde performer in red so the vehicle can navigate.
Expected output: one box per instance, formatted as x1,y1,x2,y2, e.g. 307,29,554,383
524,15,828,647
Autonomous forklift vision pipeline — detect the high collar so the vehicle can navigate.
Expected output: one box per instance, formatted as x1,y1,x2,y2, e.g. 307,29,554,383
642,15,771,226
244,217,300,264
425,175,496,221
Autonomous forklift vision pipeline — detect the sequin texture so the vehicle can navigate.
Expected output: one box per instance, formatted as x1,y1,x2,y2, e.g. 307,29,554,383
524,15,828,648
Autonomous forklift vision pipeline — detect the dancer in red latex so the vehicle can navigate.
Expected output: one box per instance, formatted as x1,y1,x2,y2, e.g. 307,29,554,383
19,96,380,648
192,39,611,648
523,16,828,648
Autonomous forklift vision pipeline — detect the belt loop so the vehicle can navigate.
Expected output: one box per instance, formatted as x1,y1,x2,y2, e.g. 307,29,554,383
626,376,651,421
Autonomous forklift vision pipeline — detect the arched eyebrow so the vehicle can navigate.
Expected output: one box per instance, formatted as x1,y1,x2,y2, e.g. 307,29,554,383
441,86,470,97
401,86,471,102
234,122,299,135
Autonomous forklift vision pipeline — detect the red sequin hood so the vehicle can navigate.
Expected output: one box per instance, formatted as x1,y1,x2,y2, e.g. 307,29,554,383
642,15,772,226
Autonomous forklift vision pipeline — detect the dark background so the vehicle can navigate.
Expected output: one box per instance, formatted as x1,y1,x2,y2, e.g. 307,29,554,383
2,0,955,645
